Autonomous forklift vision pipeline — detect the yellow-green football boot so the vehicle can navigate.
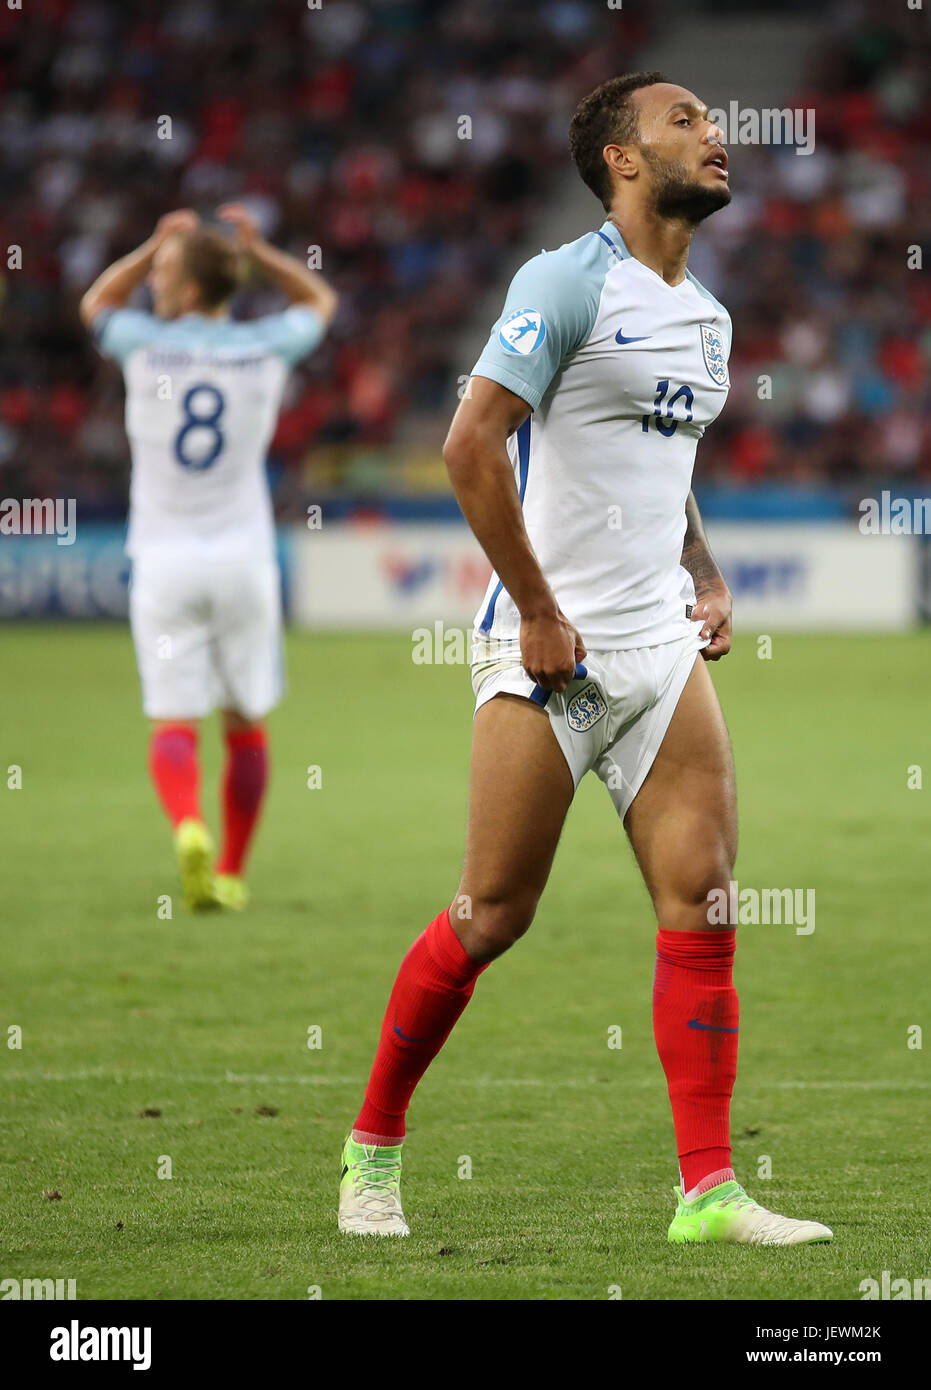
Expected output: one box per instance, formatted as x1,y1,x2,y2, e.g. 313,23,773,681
214,873,249,911
173,818,219,912
668,1179,833,1245
338,1136,409,1236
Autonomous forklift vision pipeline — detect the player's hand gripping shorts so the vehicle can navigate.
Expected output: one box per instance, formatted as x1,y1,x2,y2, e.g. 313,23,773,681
129,552,285,721
471,627,707,819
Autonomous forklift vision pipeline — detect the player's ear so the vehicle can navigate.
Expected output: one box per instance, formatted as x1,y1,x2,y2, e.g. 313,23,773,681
603,143,638,183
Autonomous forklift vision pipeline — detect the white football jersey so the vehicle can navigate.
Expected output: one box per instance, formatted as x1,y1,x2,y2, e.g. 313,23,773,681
94,306,325,561
471,219,731,650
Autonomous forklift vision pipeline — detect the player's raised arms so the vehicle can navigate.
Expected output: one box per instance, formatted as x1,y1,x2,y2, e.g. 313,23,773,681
217,202,338,325
79,209,201,327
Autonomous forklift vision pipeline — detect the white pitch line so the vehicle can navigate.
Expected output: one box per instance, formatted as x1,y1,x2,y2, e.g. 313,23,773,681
770,1080,931,1091
0,1069,928,1091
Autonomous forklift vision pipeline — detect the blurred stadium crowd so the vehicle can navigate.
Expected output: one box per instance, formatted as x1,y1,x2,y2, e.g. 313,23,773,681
701,4,931,488
0,0,928,520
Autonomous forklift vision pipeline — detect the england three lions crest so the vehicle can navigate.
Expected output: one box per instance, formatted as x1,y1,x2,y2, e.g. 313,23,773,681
566,682,608,733
700,324,729,386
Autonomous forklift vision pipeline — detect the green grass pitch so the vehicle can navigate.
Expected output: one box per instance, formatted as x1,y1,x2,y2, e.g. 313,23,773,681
2,624,928,1300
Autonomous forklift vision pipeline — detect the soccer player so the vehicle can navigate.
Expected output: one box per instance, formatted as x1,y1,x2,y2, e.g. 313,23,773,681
79,206,337,911
339,74,832,1245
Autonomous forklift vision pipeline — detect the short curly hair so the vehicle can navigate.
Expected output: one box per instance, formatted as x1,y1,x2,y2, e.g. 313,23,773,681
569,72,669,209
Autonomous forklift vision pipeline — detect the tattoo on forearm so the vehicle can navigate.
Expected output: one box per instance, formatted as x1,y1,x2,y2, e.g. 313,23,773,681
682,540,723,599
681,493,724,598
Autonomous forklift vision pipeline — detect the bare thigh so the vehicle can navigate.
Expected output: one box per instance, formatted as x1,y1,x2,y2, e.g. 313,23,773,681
453,693,574,962
624,656,737,932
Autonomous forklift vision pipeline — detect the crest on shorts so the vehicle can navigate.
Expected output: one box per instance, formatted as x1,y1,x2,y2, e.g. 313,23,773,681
700,324,728,385
498,308,547,355
566,682,608,733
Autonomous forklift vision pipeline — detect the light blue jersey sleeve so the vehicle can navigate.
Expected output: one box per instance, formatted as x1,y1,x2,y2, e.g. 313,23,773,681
471,237,607,410
248,305,326,365
92,308,159,365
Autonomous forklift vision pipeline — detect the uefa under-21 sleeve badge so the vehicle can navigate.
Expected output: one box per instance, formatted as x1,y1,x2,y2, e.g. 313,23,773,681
498,308,547,355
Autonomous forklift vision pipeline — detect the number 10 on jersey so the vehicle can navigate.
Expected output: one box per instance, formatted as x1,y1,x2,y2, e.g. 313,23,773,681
642,379,694,437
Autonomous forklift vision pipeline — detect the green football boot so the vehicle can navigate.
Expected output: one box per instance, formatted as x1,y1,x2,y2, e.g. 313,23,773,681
668,1179,833,1245
338,1136,409,1236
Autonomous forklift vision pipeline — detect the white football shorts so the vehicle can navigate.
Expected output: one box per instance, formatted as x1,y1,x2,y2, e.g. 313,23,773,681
471,627,707,819
129,552,285,721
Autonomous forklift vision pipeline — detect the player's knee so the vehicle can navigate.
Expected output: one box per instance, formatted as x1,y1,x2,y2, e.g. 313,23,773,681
222,709,260,734
458,890,539,960
152,718,198,738
658,852,735,929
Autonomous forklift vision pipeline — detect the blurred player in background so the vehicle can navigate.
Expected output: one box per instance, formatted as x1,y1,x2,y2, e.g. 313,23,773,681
339,74,832,1246
79,206,337,911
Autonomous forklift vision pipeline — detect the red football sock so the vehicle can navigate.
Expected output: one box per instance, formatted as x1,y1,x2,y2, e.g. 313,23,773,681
652,928,739,1195
149,724,201,828
216,725,268,876
353,909,488,1143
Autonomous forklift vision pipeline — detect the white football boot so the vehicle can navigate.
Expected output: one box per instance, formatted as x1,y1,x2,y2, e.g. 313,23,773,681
338,1136,410,1236
668,1180,833,1244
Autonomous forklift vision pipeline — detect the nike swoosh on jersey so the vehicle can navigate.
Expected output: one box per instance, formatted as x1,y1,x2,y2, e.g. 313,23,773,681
688,1017,739,1033
615,328,652,344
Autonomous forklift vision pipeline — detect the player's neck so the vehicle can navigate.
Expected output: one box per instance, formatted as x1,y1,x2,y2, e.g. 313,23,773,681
171,298,231,322
608,210,693,287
